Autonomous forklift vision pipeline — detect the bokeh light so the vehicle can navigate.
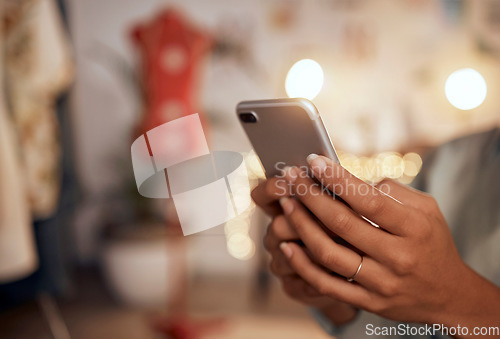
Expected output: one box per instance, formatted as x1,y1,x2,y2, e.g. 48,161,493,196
445,68,487,110
338,151,423,184
226,232,255,260
285,59,324,100
403,152,423,177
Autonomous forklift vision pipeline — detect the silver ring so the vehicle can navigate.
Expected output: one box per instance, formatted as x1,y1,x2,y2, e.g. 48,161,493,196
347,256,364,282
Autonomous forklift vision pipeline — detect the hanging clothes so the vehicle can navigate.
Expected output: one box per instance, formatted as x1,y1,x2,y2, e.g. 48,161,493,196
0,0,73,283
4,0,73,220
0,2,38,283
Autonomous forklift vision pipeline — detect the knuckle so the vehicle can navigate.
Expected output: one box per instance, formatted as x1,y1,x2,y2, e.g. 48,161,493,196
378,279,401,298
315,247,337,267
365,196,387,216
330,212,353,234
392,252,417,275
420,194,439,213
403,207,433,240
314,281,331,296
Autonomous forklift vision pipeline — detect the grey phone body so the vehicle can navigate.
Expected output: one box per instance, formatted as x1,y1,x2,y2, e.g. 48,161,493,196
236,98,339,178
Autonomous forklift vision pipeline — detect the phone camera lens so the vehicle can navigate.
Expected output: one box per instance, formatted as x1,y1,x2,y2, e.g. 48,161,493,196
239,112,258,123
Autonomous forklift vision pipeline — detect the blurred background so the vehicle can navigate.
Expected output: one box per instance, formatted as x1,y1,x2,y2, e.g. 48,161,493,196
1,0,499,338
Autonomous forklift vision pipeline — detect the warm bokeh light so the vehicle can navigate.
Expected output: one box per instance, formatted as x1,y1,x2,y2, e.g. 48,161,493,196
285,59,324,100
381,153,405,179
403,152,423,177
445,68,487,110
338,151,423,184
244,151,265,179
226,232,255,260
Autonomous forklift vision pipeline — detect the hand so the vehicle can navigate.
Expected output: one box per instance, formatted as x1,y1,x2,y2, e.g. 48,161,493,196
278,155,500,335
251,177,290,217
252,178,358,326
265,215,358,325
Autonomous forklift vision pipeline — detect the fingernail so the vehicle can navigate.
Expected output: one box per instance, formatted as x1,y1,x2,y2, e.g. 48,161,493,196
279,197,294,215
280,242,293,259
308,154,327,175
282,166,298,183
306,153,319,164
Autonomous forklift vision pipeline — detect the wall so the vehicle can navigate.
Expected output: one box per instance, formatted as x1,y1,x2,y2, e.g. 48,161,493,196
67,0,500,275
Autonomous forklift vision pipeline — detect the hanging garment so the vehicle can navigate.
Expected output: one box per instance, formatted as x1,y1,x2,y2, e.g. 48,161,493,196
0,6,38,283
4,0,73,219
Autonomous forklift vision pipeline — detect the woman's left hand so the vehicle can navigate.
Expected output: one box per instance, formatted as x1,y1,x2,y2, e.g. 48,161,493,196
278,155,500,335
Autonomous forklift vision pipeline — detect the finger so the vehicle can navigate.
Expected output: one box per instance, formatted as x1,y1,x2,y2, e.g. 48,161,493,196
375,178,434,212
283,169,396,259
281,275,324,301
251,178,290,216
280,196,367,278
280,242,372,308
263,215,299,251
280,197,393,290
305,155,414,235
269,251,296,277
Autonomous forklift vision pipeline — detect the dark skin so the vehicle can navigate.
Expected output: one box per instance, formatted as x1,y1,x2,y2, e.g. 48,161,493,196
252,155,500,338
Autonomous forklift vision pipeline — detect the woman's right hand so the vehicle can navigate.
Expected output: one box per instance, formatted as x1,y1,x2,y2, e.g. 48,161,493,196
252,178,358,326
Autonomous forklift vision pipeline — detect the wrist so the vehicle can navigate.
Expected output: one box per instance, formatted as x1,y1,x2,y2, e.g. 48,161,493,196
432,264,500,332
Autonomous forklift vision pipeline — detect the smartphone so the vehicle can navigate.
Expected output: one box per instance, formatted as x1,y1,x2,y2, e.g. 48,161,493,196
236,98,339,178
